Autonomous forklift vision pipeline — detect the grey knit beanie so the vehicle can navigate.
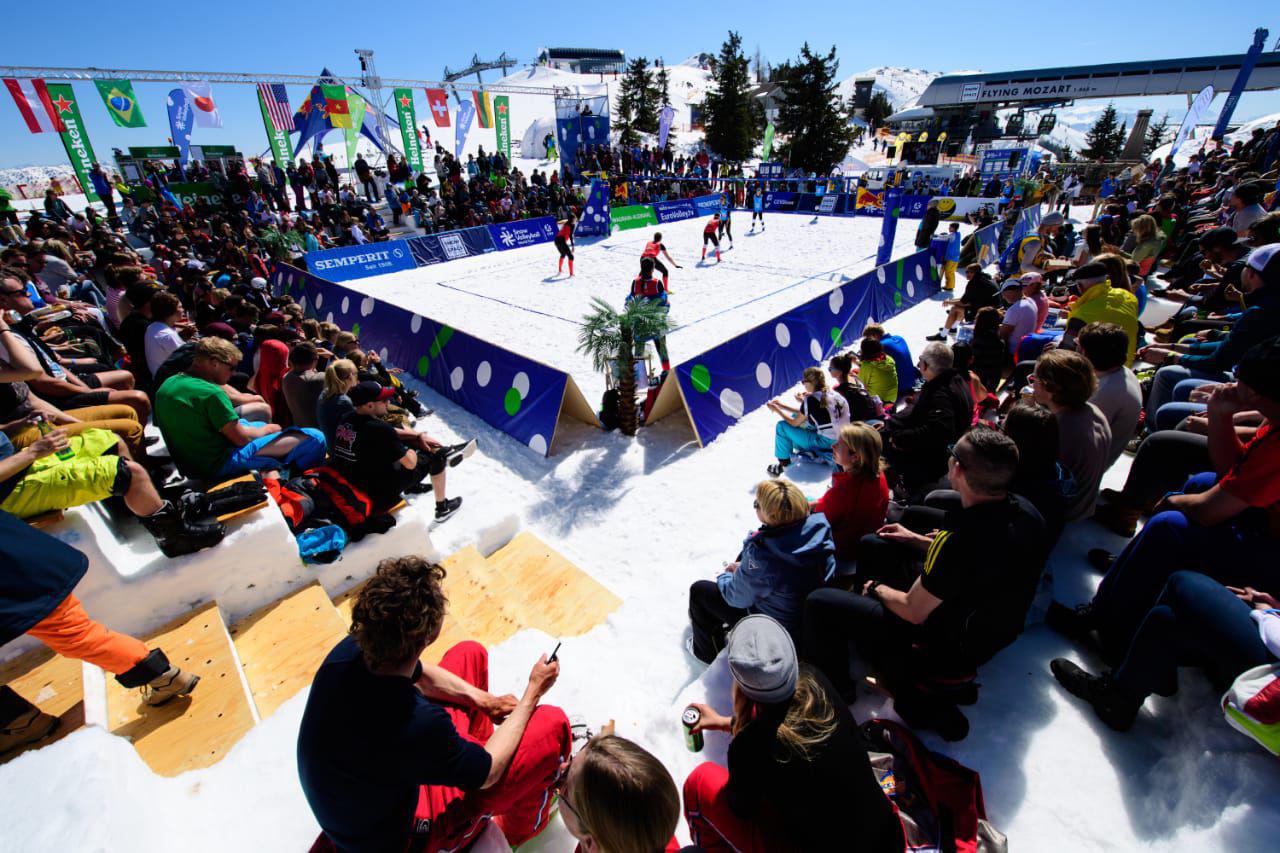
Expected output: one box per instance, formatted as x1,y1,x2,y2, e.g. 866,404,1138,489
727,615,799,704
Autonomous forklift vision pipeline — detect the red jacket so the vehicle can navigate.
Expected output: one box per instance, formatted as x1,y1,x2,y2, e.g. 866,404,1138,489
813,471,890,561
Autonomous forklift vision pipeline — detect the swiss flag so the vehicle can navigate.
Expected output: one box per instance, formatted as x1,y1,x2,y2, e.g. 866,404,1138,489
425,88,450,128
4,78,64,134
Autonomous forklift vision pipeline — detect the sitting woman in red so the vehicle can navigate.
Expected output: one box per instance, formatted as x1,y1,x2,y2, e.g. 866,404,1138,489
811,423,890,566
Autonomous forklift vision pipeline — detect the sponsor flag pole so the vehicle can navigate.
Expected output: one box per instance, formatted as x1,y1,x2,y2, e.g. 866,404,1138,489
43,83,101,202
393,88,423,173
493,95,511,161
258,88,293,166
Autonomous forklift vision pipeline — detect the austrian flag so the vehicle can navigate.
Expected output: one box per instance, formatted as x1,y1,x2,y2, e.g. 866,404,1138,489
4,78,65,134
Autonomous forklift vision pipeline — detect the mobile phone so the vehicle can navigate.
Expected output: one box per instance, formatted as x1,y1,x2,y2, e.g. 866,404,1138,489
548,641,562,663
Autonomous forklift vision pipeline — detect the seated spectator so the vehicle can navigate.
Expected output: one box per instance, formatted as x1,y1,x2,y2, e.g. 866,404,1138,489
827,353,880,421
998,277,1038,358
683,615,903,850
118,282,158,390
765,367,846,476
154,337,326,482
881,342,973,495
559,732,682,852
1002,402,1071,546
927,263,998,341
804,429,1046,740
862,322,916,398
1048,339,1280,657
143,290,187,378
328,381,474,522
281,342,326,429
810,423,889,564
853,338,897,407
1061,262,1140,366
0,511,200,754
1079,321,1141,468
317,358,357,446
968,306,1007,393
687,479,834,663
249,339,292,426
1030,348,1111,520
297,556,569,852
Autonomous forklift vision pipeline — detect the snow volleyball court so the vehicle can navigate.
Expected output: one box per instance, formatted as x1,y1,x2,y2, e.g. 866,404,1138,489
342,213,933,401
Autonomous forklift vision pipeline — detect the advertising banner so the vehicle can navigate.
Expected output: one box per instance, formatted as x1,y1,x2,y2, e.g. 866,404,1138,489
763,191,797,212
488,216,557,250
692,193,721,217
658,105,675,152
305,240,416,281
1171,85,1215,158
611,204,658,231
493,95,511,160
653,198,697,224
44,83,100,203
406,225,497,267
576,180,611,237
393,88,423,173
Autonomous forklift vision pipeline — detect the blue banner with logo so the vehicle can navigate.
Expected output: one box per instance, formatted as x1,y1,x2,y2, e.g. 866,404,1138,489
406,225,496,267
763,191,798,212
166,88,193,170
576,180,611,237
271,264,571,456
455,99,475,158
653,198,698,224
1213,28,1268,141
692,193,721,217
488,216,558,250
305,240,416,281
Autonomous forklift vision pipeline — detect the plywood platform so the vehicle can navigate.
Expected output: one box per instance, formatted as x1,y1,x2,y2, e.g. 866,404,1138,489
229,583,348,719
486,532,622,638
105,602,257,776
0,649,84,765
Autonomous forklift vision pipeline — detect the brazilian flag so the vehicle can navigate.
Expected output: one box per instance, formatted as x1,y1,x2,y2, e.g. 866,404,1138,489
94,79,146,128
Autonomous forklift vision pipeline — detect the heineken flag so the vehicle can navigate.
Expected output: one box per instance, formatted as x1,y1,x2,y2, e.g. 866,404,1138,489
321,84,352,129
394,88,423,173
258,87,292,166
345,95,367,169
44,83,100,203
762,122,775,160
493,95,511,160
93,79,145,128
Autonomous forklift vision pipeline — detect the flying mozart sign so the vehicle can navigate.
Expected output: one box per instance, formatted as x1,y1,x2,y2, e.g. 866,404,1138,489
960,79,1104,103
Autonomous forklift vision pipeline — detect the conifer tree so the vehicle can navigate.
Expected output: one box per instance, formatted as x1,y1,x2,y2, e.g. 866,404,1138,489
1081,103,1122,161
1143,113,1171,157
617,57,659,142
774,43,856,174
702,31,760,162
863,91,893,130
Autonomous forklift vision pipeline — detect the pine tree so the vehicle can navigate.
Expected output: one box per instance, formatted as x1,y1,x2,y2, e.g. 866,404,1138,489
863,91,893,130
655,63,671,107
1113,121,1129,158
1081,103,1121,161
1143,113,1171,157
617,57,659,142
702,31,760,162
774,43,856,174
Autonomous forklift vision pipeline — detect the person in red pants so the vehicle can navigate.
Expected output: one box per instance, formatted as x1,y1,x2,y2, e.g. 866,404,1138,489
298,555,569,853
0,510,200,754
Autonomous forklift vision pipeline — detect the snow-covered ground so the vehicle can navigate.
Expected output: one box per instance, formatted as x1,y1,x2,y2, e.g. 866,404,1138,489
342,212,932,403
4,204,1280,853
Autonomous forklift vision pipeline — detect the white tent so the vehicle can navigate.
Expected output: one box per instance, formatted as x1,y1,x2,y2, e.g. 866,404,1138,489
519,115,558,160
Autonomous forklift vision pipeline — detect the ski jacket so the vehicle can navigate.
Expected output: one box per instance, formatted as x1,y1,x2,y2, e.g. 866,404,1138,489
716,515,835,640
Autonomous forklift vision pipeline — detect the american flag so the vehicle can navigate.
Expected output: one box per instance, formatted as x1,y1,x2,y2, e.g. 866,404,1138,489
258,83,294,132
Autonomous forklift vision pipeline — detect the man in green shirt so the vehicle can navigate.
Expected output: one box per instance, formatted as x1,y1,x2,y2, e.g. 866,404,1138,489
155,337,326,481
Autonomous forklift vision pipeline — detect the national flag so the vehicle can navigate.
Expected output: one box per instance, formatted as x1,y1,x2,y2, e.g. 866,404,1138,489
182,81,222,128
320,84,351,129
4,78,64,133
425,88,450,127
93,79,146,128
257,83,294,132
473,91,492,129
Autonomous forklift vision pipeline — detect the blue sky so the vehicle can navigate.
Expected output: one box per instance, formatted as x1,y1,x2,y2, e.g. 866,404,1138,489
2,1,1276,168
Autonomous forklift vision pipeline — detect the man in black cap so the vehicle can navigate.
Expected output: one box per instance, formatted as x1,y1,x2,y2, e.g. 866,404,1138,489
329,381,474,522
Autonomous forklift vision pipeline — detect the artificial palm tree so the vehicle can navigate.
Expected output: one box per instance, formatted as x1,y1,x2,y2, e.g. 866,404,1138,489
577,297,673,436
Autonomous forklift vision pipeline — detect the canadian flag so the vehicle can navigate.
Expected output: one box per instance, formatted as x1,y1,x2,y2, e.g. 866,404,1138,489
4,78,65,134
425,88,450,128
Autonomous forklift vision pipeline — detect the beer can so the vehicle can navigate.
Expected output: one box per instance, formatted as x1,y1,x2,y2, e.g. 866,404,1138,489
682,706,703,752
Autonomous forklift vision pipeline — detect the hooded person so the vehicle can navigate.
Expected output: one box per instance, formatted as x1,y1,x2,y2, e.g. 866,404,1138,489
250,338,293,427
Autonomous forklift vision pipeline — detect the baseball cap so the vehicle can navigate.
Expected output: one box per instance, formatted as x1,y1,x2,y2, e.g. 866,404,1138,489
726,614,798,704
1000,278,1025,292
250,276,268,290
1040,212,1065,227
1245,244,1280,287
348,380,395,407
1017,272,1044,287
1198,226,1248,252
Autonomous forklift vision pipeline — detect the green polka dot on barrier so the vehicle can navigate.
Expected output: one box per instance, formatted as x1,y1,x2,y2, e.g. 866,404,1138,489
430,326,455,359
894,292,903,308
504,387,523,415
351,322,361,339
829,326,842,345
690,364,711,393
417,355,430,377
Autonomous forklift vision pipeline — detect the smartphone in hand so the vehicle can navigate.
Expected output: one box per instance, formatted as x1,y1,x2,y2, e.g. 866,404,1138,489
548,641,562,664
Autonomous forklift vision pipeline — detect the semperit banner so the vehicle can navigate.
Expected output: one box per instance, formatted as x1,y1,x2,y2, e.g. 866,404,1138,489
258,88,292,166
44,83,99,203
393,88,423,173
611,204,658,231
493,95,511,161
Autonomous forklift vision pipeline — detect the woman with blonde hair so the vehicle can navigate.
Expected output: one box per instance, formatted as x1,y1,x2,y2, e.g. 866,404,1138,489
765,366,847,477
559,733,681,852
316,358,358,446
687,479,835,663
811,423,890,563
1126,214,1165,276
684,615,903,851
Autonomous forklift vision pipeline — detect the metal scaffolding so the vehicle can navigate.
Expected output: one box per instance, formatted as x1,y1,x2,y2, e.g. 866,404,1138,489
0,64,567,96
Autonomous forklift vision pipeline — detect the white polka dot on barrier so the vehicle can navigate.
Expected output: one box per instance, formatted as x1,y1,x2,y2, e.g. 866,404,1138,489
528,434,548,455
298,295,307,311
775,322,791,348
810,339,823,361
720,388,745,419
314,292,323,309
379,347,388,363
877,267,886,284
756,362,772,388
360,297,375,317
915,264,923,282
585,205,594,215
341,296,350,314
829,288,843,314
476,361,492,387
325,311,334,324
410,315,422,334
513,371,530,400
907,282,916,298
450,366,464,390
878,233,885,248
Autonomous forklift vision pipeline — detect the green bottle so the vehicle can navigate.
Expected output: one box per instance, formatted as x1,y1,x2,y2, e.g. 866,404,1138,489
35,415,75,461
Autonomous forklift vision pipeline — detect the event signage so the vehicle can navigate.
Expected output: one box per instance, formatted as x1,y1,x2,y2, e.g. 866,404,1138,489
455,98,476,157
93,79,146,128
576,180,611,237
166,88,193,171
1170,85,1214,158
488,216,556,250
393,88,423,173
758,162,784,179
305,240,416,281
692,194,721,217
658,105,676,152
611,204,657,231
763,191,797,211
653,198,697,223
493,95,512,160
406,225,496,267
44,83,100,202
816,194,839,214
959,79,1106,103
258,88,293,166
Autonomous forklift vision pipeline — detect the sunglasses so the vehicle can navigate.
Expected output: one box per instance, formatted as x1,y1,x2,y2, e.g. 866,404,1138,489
947,443,966,469
554,751,582,822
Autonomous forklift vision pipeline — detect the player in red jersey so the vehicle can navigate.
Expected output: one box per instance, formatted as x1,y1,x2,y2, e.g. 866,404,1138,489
702,214,722,263
640,231,681,287
555,213,576,276
627,256,672,370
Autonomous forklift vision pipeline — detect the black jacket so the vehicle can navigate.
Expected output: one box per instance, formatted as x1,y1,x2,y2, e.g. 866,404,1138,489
0,511,87,644
884,368,973,487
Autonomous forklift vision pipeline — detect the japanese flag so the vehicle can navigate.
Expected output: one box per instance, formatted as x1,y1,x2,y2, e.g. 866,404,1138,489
182,81,222,128
4,78,64,134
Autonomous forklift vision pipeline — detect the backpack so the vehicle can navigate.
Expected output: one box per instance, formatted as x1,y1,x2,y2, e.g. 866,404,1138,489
998,234,1039,276
812,390,851,438
308,466,377,527
863,719,1008,853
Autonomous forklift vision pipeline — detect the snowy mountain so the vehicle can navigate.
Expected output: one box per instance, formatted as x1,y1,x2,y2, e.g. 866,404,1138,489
834,67,942,111
0,163,79,196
